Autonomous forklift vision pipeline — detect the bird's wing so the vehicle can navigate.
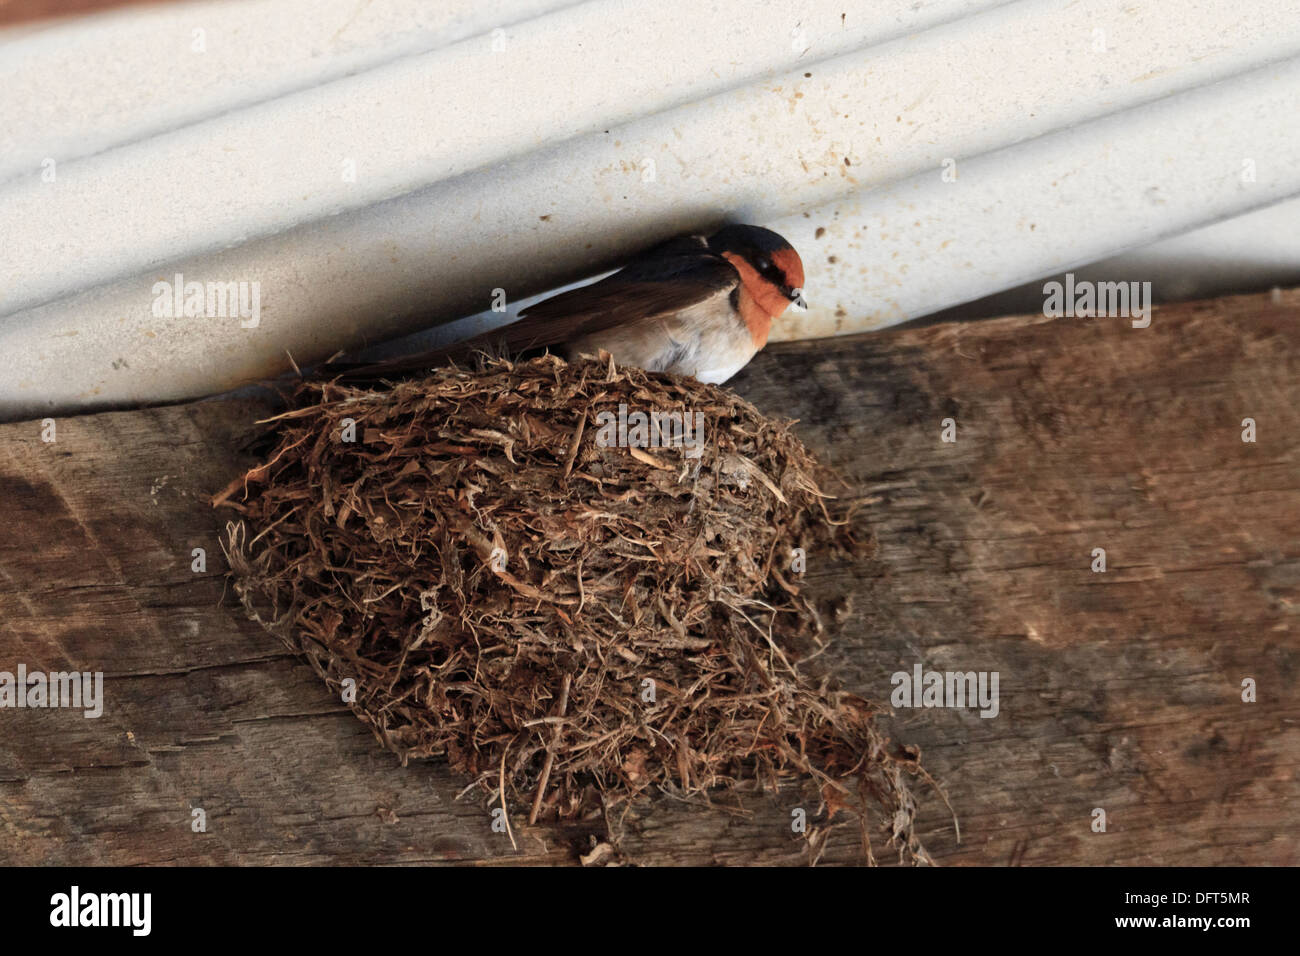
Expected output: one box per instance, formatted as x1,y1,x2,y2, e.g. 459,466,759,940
504,249,740,350
321,237,739,382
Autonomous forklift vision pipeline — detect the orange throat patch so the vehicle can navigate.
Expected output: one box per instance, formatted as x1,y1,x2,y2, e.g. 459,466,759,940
736,285,774,348
721,251,790,348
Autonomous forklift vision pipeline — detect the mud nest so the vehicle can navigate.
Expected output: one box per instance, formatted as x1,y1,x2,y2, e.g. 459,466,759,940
221,354,942,864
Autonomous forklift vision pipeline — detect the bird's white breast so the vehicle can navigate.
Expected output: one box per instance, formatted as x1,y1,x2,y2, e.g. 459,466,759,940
567,287,759,384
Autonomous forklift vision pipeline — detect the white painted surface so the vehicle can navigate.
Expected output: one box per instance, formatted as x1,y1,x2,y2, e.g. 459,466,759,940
1,0,1298,418
0,0,572,184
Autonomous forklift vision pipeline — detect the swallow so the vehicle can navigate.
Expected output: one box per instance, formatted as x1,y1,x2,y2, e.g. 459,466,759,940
333,224,805,385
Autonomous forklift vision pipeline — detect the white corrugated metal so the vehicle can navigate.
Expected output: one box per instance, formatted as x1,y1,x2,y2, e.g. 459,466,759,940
1,0,1298,417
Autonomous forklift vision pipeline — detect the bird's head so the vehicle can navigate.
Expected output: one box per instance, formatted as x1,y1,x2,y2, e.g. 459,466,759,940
708,224,807,319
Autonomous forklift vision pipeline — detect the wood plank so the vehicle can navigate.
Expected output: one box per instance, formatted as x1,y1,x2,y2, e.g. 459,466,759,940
1,288,1296,865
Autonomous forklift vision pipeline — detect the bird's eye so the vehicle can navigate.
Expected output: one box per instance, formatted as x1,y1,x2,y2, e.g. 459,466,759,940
756,257,772,273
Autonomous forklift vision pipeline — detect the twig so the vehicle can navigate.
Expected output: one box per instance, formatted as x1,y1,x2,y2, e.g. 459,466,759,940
529,674,572,825
499,745,517,851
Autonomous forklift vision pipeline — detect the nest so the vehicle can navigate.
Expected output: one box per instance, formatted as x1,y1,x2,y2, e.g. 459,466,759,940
220,354,941,864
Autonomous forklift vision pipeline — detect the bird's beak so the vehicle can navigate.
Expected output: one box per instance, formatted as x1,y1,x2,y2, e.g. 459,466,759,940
789,288,807,310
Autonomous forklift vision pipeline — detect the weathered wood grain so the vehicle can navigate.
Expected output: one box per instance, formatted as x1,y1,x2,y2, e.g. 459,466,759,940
1,288,1296,865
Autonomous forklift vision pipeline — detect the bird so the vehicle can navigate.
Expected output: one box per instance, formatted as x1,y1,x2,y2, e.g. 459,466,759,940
329,224,806,385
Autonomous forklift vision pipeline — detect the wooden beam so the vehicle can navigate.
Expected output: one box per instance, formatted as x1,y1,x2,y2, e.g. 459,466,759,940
1,288,1296,865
